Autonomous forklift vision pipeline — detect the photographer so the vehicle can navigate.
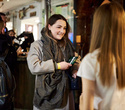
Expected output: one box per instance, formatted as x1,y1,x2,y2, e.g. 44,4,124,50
16,31,34,56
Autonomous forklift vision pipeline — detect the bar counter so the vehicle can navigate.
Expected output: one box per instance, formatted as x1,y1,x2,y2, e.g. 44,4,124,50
14,56,35,110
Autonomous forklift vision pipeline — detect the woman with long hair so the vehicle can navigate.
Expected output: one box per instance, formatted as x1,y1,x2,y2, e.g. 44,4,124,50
27,14,80,110
77,1,125,110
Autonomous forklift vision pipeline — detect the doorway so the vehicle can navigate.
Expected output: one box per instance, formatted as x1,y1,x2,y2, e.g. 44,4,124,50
21,17,40,41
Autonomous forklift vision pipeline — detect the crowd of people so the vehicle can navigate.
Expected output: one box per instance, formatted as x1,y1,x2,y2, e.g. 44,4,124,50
0,12,34,110
1,0,125,110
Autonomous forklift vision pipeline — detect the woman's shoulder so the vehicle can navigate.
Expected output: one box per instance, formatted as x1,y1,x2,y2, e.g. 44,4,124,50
31,40,43,47
81,49,100,70
77,49,100,79
83,49,100,62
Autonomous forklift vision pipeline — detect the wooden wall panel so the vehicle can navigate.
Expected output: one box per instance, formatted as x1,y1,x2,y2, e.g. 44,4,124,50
75,0,124,58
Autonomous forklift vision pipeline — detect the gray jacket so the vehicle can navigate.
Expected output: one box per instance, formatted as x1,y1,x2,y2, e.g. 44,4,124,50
27,28,81,109
27,40,55,75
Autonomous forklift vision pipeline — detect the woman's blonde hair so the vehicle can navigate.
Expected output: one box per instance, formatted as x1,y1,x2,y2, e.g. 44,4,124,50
89,1,125,89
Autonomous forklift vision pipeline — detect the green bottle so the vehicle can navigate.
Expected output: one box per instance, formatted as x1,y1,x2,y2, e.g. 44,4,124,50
68,56,78,65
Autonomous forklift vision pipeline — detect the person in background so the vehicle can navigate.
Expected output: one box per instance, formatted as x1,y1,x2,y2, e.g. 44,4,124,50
19,32,34,52
0,12,12,47
77,1,125,110
0,12,8,34
16,31,34,56
8,29,16,45
7,29,20,51
0,16,15,110
0,16,4,33
27,14,80,110
8,29,15,38
0,14,17,79
0,16,8,53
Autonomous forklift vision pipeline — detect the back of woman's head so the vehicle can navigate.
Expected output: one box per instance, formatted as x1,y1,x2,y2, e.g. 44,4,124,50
90,1,125,52
45,14,70,39
90,2,125,89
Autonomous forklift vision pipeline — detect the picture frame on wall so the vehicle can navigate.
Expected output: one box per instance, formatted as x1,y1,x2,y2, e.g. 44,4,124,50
19,8,26,19
25,24,33,33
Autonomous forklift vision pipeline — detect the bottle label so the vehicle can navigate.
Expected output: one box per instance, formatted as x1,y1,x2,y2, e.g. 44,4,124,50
68,56,78,64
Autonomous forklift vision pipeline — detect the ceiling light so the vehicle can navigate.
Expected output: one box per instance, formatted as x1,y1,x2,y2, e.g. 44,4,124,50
7,0,9,2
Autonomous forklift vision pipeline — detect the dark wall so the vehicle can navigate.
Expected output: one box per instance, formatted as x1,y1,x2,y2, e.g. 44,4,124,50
75,0,124,58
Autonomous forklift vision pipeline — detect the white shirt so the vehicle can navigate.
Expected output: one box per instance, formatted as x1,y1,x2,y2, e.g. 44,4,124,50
77,49,125,110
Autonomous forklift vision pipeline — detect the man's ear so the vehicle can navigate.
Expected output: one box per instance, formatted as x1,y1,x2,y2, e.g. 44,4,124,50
48,24,51,30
